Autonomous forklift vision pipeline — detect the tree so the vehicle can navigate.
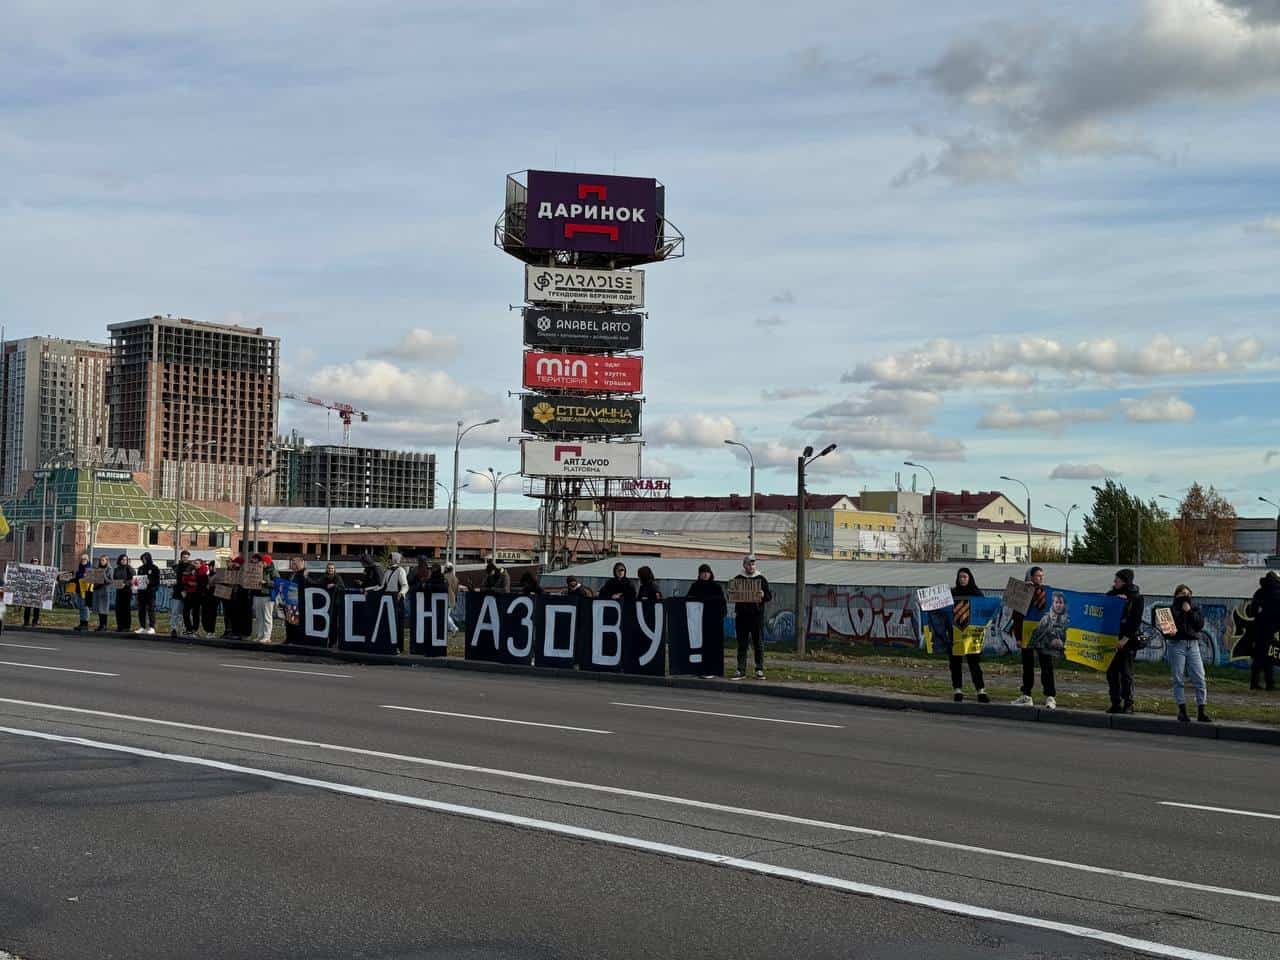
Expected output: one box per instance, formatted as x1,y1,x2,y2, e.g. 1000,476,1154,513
1030,544,1067,563
776,523,812,559
1073,480,1178,565
896,510,937,562
1174,483,1238,565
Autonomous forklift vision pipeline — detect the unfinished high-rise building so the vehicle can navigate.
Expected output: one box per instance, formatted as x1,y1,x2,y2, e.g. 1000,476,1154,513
0,337,112,496
277,442,436,510
107,316,279,504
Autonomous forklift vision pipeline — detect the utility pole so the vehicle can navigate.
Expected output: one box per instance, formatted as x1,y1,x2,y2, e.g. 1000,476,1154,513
724,440,756,557
794,443,836,657
904,461,937,560
1001,475,1032,561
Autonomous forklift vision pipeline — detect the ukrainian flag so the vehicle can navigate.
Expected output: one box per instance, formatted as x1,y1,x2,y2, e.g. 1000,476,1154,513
0,506,9,539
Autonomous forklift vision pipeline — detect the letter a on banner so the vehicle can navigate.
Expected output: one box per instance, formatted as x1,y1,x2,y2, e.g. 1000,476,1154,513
667,598,725,676
410,592,449,657
622,601,665,676
466,594,503,662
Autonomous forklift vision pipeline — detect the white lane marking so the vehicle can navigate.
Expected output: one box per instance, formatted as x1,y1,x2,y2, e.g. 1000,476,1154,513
0,696,1273,906
0,662,117,677
611,701,844,729
0,725,1246,960
219,664,352,679
381,705,611,735
1160,801,1280,821
0,641,59,651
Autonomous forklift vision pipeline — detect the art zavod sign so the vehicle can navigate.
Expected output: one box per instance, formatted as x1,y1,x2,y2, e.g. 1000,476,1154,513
524,170,660,257
523,308,643,352
522,351,643,392
521,440,641,479
295,589,724,676
521,395,641,437
525,264,644,308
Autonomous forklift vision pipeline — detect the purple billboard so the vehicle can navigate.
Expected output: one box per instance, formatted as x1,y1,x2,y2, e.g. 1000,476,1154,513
525,170,660,257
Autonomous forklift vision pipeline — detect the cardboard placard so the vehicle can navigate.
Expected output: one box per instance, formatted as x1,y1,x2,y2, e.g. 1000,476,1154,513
1155,606,1177,636
916,584,954,612
1002,577,1035,616
240,560,265,590
87,568,111,586
726,577,764,605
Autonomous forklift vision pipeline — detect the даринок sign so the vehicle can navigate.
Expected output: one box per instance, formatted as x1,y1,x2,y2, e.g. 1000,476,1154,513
524,170,661,257
522,308,643,352
521,395,642,437
525,264,645,308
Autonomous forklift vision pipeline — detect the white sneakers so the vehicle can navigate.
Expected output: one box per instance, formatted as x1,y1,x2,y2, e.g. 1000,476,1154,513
1045,696,1057,710
1012,694,1034,706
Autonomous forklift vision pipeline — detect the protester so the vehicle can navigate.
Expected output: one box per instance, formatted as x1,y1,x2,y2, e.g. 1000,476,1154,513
1167,585,1211,722
92,555,112,631
948,567,989,704
134,551,160,635
250,553,278,643
442,561,463,632
685,564,724,603
410,556,433,594
361,553,386,595
636,566,662,605
381,552,409,601
71,552,91,631
199,559,218,637
1106,568,1145,714
1246,570,1280,691
729,555,772,680
1011,567,1053,707
22,556,41,628
518,571,543,596
482,558,511,593
113,554,134,632
321,562,344,647
283,556,309,645
597,562,636,604
172,550,197,638
564,575,594,599
224,555,251,640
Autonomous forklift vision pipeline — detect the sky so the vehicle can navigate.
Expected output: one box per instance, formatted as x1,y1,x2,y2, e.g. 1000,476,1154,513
3,0,1279,535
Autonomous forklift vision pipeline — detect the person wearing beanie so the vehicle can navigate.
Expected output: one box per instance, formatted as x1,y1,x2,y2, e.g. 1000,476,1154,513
250,552,278,643
133,551,161,635
1011,567,1055,708
729,556,772,680
949,567,990,704
1245,571,1280,691
1166,585,1211,722
686,564,726,680
1105,568,1145,714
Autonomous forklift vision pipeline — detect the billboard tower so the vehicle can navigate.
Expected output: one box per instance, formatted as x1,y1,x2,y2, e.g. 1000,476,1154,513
496,170,683,567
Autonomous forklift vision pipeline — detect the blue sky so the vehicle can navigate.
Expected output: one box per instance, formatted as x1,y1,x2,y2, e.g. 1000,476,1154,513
3,0,1279,531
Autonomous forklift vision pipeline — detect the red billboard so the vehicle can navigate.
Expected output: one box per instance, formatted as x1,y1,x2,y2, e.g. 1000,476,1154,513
523,352,643,392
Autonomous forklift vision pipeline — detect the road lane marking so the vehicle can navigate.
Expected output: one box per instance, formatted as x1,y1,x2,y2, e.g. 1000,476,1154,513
381,705,611,735
0,724,1247,960
219,664,352,679
1160,801,1280,821
0,662,117,677
0,642,59,651
611,701,844,729
0,696,1273,906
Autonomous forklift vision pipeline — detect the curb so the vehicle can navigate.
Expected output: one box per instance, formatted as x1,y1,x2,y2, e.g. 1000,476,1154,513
10,625,1279,746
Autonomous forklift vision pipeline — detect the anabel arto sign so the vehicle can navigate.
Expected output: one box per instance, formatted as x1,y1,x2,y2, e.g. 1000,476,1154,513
524,170,660,257
523,308,643,351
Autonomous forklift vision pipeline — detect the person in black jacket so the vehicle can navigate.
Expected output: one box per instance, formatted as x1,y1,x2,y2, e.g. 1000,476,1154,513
1106,568,1144,714
1246,570,1280,691
1011,567,1053,707
1167,584,1211,722
199,559,219,637
321,562,345,647
564,575,594,599
685,564,724,604
113,554,134,632
597,563,636,604
949,567,990,704
133,552,161,635
729,555,772,680
636,566,662,605
518,571,543,596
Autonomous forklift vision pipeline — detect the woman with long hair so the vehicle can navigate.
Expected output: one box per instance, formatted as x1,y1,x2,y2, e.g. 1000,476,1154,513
949,567,989,703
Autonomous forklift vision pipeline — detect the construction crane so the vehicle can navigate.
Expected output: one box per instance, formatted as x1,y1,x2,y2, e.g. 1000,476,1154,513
281,392,370,446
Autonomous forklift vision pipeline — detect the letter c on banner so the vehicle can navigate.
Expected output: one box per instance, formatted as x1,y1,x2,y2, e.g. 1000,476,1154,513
506,596,535,659
635,602,664,667
592,600,623,667
686,600,704,665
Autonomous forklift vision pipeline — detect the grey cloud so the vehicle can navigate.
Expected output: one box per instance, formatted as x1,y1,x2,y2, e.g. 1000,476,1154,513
761,386,825,401
807,388,941,424
979,404,1111,431
754,315,786,328
1050,463,1120,480
770,289,796,305
1265,449,1280,464
1221,1,1280,25
1244,215,1280,236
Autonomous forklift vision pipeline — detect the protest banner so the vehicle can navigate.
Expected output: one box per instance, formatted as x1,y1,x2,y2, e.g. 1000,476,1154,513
211,571,235,600
271,578,300,625
1154,606,1177,637
666,598,726,676
240,560,265,591
130,575,148,593
2,562,59,610
726,578,764,605
924,596,1002,657
1023,588,1126,671
1002,578,1035,616
916,584,953,613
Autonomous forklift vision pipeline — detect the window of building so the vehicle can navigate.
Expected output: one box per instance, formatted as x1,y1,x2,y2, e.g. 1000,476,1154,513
982,543,990,557
148,528,160,545
962,543,968,554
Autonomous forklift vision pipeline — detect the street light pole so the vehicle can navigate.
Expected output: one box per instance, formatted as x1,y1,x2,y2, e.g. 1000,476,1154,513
175,440,216,563
1000,475,1032,561
1261,497,1280,559
795,443,836,657
724,440,756,557
451,419,499,566
1043,502,1078,563
467,468,515,560
904,461,937,561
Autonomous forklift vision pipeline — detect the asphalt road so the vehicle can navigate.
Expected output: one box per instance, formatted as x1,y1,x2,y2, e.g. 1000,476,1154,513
1,629,1277,960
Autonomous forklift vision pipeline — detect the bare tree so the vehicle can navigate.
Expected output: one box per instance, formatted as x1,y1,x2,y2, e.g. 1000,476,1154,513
1174,484,1239,565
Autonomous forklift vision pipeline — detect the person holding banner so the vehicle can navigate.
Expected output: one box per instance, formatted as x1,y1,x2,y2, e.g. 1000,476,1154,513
1012,567,1053,707
598,563,636,604
113,554,134,632
1106,569,1145,714
171,550,197,639
92,555,112,630
949,568,989,704
564,575,594,599
729,556,772,681
21,556,41,628
70,553,91,632
198,559,218,637
686,564,726,680
249,553,278,643
321,562,345,647
637,566,662,605
1167,585,1211,722
133,552,161,635
1245,571,1279,691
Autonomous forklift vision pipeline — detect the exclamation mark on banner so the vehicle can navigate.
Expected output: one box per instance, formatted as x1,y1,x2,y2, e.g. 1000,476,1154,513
687,602,704,665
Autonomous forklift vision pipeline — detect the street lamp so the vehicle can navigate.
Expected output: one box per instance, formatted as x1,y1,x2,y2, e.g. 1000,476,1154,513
724,440,756,557
175,440,216,562
795,442,837,657
37,447,76,566
1260,497,1280,559
1000,475,1032,560
467,468,518,560
315,480,351,562
1091,485,1120,565
904,461,937,561
1043,503,1078,563
451,419,499,565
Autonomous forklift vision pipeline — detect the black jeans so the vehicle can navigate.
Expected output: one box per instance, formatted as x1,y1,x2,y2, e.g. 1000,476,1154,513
1108,647,1136,705
736,616,764,673
22,607,40,627
202,595,219,634
1251,650,1276,690
1020,648,1056,697
182,595,201,632
137,593,156,629
949,654,985,691
115,596,131,631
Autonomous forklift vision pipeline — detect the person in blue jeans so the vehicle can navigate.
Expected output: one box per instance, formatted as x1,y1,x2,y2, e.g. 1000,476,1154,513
1168,584,1211,723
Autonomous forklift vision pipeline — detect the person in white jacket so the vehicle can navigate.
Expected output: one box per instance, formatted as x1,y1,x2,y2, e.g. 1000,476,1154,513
382,552,409,614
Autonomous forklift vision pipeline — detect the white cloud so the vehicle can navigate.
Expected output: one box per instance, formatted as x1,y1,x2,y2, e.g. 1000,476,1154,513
307,359,482,414
806,388,941,423
370,328,459,363
1244,214,1280,236
639,455,694,481
761,386,825,401
978,403,1111,431
898,0,1280,184
1050,462,1121,480
729,439,873,476
754,315,787,328
648,413,739,448
1119,394,1196,422
770,289,796,304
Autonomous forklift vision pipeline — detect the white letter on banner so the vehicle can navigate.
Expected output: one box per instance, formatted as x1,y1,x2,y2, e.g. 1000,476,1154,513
569,203,582,218
471,595,501,651
584,205,597,218
600,206,615,221
542,603,577,659
592,600,623,667
553,203,569,218
414,593,448,651
632,208,645,223
304,587,329,642
368,594,398,646
344,593,367,645
635,602,664,667
616,207,631,221
537,202,553,218
686,601,704,665
506,596,535,658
